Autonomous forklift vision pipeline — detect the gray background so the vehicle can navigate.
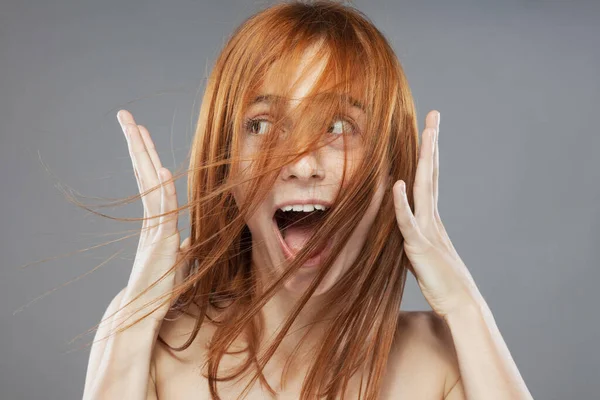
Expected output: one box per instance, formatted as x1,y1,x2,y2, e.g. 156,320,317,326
2,0,598,399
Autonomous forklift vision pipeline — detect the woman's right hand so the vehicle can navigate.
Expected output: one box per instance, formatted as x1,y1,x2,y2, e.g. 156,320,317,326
116,109,191,324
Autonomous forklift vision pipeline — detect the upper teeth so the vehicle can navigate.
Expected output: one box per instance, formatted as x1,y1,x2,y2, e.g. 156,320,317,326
279,204,329,212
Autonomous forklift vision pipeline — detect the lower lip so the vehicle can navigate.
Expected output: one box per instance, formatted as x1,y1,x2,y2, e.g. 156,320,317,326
272,218,334,269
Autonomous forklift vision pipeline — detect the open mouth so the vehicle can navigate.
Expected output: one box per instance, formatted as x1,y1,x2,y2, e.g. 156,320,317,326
272,207,333,264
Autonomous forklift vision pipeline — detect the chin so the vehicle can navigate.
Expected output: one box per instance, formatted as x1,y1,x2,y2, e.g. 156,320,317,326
279,237,349,297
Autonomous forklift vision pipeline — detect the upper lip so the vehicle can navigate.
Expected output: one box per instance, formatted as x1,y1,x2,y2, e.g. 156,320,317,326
272,199,333,216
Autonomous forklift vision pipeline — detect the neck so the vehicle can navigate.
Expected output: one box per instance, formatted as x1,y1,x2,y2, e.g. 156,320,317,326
251,255,337,369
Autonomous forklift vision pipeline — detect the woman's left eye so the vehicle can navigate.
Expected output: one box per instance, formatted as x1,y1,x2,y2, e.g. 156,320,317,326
328,119,355,135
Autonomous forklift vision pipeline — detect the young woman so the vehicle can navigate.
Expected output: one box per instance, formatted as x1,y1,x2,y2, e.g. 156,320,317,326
82,1,533,399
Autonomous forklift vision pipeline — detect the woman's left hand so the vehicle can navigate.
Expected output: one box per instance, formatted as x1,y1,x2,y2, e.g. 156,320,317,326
393,110,482,320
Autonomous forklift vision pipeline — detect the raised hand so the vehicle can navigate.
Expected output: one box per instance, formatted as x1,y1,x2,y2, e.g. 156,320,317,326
116,110,191,323
392,111,482,319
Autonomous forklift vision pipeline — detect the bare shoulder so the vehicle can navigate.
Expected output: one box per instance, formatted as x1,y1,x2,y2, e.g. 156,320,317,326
153,302,215,363
150,302,223,399
151,307,463,399
381,310,461,398
395,310,458,362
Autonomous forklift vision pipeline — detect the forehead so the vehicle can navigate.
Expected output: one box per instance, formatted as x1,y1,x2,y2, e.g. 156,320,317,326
263,43,326,105
250,44,365,114
248,93,365,114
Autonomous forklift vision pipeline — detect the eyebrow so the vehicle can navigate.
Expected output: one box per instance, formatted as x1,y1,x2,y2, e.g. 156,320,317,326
249,93,366,112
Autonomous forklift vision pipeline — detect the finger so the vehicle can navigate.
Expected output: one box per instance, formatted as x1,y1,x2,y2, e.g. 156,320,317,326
413,110,438,227
393,180,429,252
180,236,192,249
157,167,179,243
117,110,162,223
432,112,440,210
137,123,164,231
174,237,192,287
137,124,163,171
427,113,458,257
117,111,152,254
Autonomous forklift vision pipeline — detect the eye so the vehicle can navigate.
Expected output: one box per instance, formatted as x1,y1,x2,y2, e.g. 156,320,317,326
327,118,356,135
244,117,272,135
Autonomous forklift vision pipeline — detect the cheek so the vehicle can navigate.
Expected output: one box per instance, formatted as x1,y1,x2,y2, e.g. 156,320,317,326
231,184,260,233
231,185,243,210
231,156,253,206
230,166,267,233
361,180,387,223
327,148,364,186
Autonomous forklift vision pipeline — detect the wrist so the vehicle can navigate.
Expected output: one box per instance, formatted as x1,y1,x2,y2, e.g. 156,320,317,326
442,296,488,326
116,293,170,332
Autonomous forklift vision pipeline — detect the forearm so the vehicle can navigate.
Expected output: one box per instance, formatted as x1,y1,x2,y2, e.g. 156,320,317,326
84,298,163,400
444,298,534,400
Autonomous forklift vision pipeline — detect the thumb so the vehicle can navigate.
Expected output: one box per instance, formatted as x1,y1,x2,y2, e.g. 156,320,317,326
174,237,192,287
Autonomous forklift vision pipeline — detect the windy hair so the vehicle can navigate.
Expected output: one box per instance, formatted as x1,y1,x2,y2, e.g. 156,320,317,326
74,1,421,399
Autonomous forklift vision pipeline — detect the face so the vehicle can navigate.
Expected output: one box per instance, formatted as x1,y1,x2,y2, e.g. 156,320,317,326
232,45,388,297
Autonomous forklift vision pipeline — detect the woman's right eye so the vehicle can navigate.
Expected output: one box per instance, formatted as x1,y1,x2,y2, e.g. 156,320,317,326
244,118,272,135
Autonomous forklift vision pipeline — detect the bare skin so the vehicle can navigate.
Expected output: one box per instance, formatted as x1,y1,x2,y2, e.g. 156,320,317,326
147,45,463,399
83,45,467,399
84,37,534,396
152,304,463,399
83,104,465,399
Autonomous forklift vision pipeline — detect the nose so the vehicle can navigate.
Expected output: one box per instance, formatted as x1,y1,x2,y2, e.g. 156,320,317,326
281,151,324,183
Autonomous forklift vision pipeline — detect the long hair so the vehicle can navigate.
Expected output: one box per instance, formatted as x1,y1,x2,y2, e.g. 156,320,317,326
79,1,420,399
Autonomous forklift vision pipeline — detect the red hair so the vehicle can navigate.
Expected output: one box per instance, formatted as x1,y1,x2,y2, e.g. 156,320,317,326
75,1,420,399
